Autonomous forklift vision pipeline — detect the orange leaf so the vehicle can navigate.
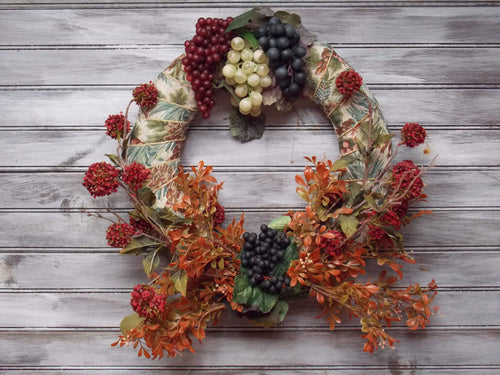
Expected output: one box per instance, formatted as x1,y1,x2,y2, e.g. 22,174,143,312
295,174,306,186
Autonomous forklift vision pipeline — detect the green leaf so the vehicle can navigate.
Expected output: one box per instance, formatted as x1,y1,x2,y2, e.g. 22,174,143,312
229,108,266,143
332,158,348,171
239,29,259,49
374,133,394,147
137,187,156,207
273,240,299,276
120,312,144,334
233,271,279,314
170,269,188,296
363,194,378,210
120,236,160,256
226,7,259,32
142,247,161,278
274,11,302,28
105,154,121,167
338,214,359,238
247,300,289,328
268,216,291,231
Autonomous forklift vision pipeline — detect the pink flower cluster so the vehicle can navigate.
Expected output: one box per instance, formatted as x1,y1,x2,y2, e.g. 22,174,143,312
336,70,363,98
106,223,135,248
122,162,151,191
320,230,346,257
104,113,130,139
83,162,119,198
133,81,159,113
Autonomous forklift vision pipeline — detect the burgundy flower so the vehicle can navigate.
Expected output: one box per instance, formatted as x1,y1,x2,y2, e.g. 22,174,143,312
104,113,131,139
391,160,424,201
129,215,154,235
133,81,159,113
213,203,225,226
106,222,135,248
336,70,363,98
130,284,167,320
381,209,401,230
83,162,120,198
122,162,151,191
320,230,345,257
400,122,426,147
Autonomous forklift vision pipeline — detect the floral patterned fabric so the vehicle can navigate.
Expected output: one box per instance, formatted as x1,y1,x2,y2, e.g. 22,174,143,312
128,42,391,205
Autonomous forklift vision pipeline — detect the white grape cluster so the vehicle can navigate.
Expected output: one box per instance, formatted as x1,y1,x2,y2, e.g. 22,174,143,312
222,36,272,116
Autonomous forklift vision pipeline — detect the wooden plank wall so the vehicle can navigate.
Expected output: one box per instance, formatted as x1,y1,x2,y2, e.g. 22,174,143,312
1,1,499,374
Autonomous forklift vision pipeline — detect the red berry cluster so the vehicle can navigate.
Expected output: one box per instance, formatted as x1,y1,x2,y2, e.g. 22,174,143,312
129,216,154,235
391,160,424,201
104,113,130,139
182,17,234,119
132,81,159,113
336,70,363,98
320,230,346,258
213,203,225,226
400,122,427,148
367,209,402,242
106,222,135,248
130,284,167,320
83,162,120,198
121,161,150,191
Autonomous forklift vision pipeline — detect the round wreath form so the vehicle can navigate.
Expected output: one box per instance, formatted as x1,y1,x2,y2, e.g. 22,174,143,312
83,9,438,359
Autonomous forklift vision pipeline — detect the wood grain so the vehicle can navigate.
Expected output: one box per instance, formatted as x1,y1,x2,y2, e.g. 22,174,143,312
0,1,499,373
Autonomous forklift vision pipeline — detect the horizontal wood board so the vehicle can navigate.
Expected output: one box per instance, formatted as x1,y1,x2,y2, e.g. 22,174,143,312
0,2,499,374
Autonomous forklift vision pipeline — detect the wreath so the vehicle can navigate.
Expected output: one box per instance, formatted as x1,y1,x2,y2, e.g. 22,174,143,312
83,8,438,359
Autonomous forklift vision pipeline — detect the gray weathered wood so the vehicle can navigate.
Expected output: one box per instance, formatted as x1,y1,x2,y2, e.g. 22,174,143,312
1,169,499,210
2,47,499,85
0,251,497,289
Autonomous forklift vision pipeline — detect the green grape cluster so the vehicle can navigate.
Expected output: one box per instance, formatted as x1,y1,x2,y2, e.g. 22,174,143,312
222,36,272,116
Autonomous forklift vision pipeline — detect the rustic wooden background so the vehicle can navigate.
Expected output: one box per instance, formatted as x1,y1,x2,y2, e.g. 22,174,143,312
1,1,500,374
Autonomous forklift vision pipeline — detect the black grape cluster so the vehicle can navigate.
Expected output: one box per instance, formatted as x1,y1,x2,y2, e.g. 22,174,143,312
241,224,292,294
254,17,307,98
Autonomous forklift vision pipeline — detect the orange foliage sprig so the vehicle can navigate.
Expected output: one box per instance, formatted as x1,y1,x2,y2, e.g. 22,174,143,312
112,161,245,359
284,150,438,353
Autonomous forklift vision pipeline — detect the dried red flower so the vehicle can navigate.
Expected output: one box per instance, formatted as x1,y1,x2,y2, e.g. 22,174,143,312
381,209,401,230
401,122,427,147
213,203,225,226
83,162,120,198
336,70,363,98
130,284,167,319
122,162,151,191
104,113,131,139
106,222,135,248
391,160,424,200
320,230,346,257
129,216,154,235
133,81,159,113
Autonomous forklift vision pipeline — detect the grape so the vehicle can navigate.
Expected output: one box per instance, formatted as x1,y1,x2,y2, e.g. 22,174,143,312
258,36,270,51
225,76,236,85
293,45,307,58
288,81,300,96
242,61,256,75
250,105,262,117
183,16,234,118
293,71,306,85
227,50,241,64
291,57,305,71
231,36,245,51
254,25,269,38
234,84,248,98
253,49,267,64
284,24,296,38
274,66,289,81
241,48,254,62
266,47,280,61
247,73,261,87
276,36,289,50
222,64,236,78
268,16,282,25
280,48,293,62
255,63,270,77
260,75,272,88
239,97,252,113
249,91,263,106
234,69,247,84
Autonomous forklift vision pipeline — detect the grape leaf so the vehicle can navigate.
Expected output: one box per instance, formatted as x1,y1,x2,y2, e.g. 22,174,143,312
226,7,259,32
239,29,259,49
120,313,144,334
246,300,289,328
233,270,279,314
170,269,188,296
268,216,291,231
229,108,266,143
142,247,161,277
338,214,359,238
273,240,299,276
120,236,160,256
274,11,302,28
